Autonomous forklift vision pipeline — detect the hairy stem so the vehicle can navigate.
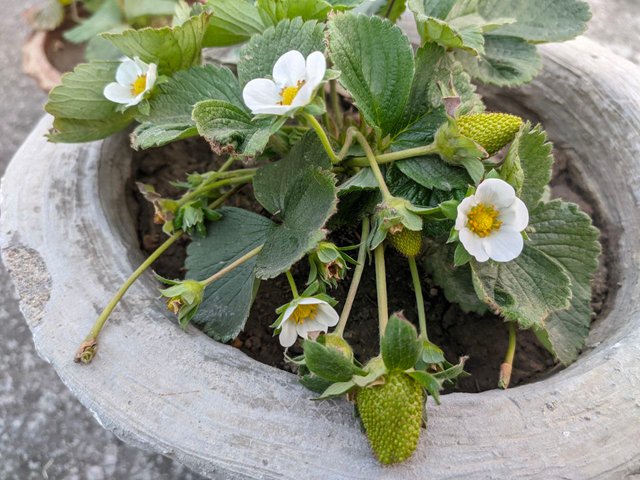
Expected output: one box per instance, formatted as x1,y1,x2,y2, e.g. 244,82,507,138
352,130,393,201
201,245,263,286
177,171,255,207
374,244,389,341
330,80,343,131
408,256,428,341
346,143,439,168
335,217,370,336
499,322,517,389
303,113,340,164
285,270,300,298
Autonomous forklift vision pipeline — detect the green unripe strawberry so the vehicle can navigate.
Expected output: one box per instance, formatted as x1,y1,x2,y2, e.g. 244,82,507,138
389,228,422,258
323,333,354,361
356,372,424,464
458,113,523,155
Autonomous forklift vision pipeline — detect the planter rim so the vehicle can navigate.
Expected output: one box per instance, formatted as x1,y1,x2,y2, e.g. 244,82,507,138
3,37,640,479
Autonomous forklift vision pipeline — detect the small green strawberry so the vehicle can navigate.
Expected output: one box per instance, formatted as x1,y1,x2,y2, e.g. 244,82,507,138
458,113,523,155
356,371,424,465
389,228,422,258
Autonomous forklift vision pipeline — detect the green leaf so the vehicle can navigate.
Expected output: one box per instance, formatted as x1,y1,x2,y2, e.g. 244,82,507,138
376,0,407,22
257,0,333,23
328,14,415,137
454,242,472,266
471,245,572,329
102,13,210,75
185,207,273,341
397,156,472,192
503,122,554,209
316,380,357,399
133,64,242,149
423,243,487,314
337,167,379,194
528,201,600,365
29,0,65,31
477,0,591,43
45,62,136,142
385,165,432,206
303,340,361,382
192,100,285,158
421,340,445,364
407,370,442,404
456,34,542,86
238,18,325,86
253,133,337,279
381,314,422,371
123,0,178,21
64,0,123,43
203,0,266,47
85,26,129,61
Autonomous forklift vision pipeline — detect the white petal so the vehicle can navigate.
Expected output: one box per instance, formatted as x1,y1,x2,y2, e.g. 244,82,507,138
316,304,339,327
273,50,306,87
459,229,489,262
455,196,477,230
243,78,281,113
145,63,158,91
475,178,516,209
298,297,325,306
282,301,299,324
129,93,145,107
103,82,134,104
251,105,297,115
279,320,298,347
305,51,326,86
116,59,141,86
290,81,315,108
500,198,529,231
483,227,524,262
297,319,328,338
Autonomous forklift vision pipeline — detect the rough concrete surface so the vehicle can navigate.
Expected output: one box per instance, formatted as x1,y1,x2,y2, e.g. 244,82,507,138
0,1,636,479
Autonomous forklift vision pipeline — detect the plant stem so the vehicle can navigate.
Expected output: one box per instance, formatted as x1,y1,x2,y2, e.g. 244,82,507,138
177,172,255,207
499,322,517,389
285,270,299,298
383,0,397,19
217,156,237,173
330,80,343,131
303,113,340,164
337,127,358,161
374,244,389,341
202,245,263,287
408,256,428,341
74,183,245,364
352,130,393,201
74,231,183,364
335,217,370,336
346,143,439,168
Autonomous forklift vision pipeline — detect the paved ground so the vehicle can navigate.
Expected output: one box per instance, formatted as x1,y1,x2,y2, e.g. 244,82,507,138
0,1,637,479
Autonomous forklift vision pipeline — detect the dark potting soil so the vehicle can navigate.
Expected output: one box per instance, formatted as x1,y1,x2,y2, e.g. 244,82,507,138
127,137,612,393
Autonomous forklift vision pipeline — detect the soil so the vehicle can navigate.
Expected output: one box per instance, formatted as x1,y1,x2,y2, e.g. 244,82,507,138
128,137,612,394
44,19,86,74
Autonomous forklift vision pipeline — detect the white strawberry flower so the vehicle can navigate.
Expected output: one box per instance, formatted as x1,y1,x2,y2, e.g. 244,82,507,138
242,50,326,116
455,178,529,263
103,57,158,107
277,297,339,348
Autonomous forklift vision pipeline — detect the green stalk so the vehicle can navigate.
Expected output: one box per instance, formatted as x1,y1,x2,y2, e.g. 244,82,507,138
330,80,343,131
374,243,389,341
177,171,255,207
285,270,300,298
352,130,393,201
303,113,340,164
499,322,517,389
408,256,428,341
346,143,438,168
335,217,370,336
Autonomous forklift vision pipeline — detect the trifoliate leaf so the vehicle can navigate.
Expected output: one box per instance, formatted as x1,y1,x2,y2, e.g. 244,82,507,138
238,18,325,86
185,207,273,342
102,13,209,75
133,64,243,149
528,200,600,365
202,0,266,47
328,14,415,137
477,0,591,43
397,156,472,192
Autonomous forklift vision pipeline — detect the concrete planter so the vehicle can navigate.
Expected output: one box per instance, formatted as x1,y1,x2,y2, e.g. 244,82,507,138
2,37,639,479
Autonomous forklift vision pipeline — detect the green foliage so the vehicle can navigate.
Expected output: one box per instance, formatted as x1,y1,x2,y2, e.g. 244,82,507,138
134,64,243,149
45,62,136,142
185,207,273,341
253,133,338,279
303,340,364,382
203,0,266,47
122,0,178,20
381,314,422,371
102,13,210,75
397,156,472,192
64,0,124,43
237,18,325,86
328,14,415,137
28,0,65,31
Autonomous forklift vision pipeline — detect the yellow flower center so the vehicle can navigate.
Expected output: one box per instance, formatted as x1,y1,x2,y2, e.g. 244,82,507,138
290,303,319,325
467,203,502,238
280,80,305,106
130,74,147,96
